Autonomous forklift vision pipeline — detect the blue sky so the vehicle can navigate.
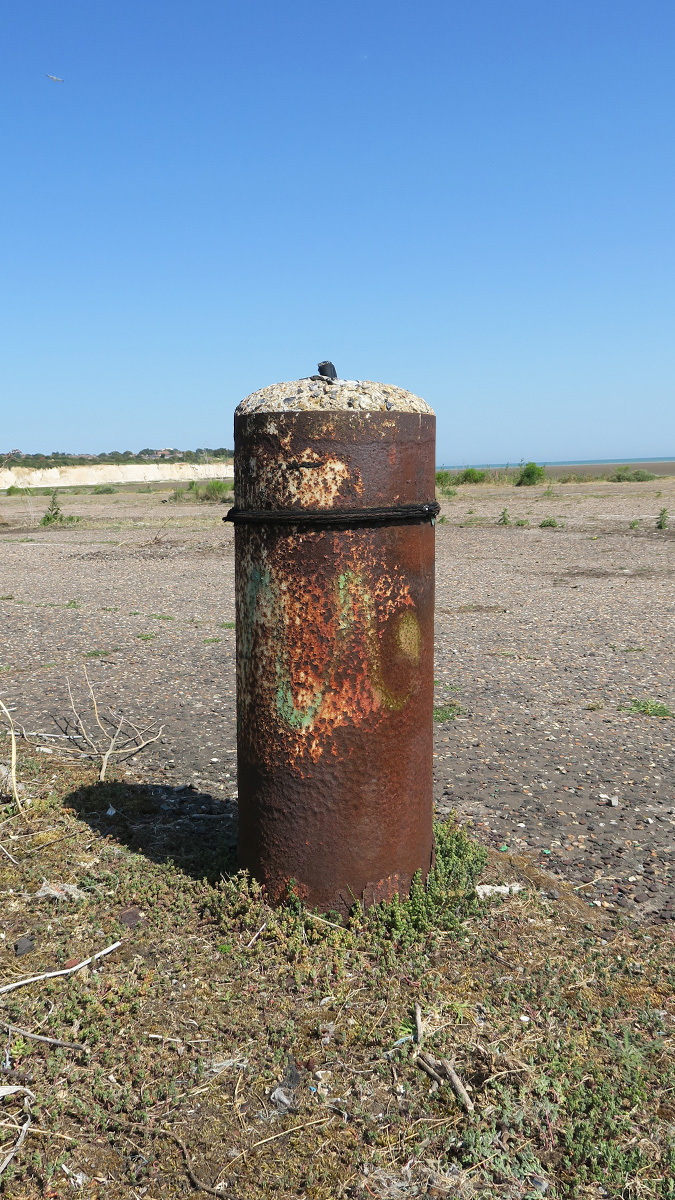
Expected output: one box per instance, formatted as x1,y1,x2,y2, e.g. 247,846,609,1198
1,1,673,464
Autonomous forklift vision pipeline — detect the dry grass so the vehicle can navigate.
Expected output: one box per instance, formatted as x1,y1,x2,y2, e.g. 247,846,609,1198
0,745,674,1198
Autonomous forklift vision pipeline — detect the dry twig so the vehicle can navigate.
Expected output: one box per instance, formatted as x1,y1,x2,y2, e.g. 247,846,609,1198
41,669,165,781
1,1022,87,1052
0,1116,31,1177
0,941,121,996
415,1051,474,1111
0,699,23,812
440,1056,475,1112
415,1002,424,1046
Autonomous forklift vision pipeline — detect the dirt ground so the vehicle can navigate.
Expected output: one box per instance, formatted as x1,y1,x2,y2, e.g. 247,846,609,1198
1,477,673,920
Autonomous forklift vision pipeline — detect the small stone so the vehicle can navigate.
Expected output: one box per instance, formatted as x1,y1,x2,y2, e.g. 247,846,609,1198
609,797,619,807
119,906,143,928
15,935,35,956
529,1177,550,1194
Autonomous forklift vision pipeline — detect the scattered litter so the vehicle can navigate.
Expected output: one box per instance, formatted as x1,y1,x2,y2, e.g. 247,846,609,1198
35,746,53,754
0,765,24,794
609,797,620,808
205,1057,248,1079
106,805,117,816
0,1083,36,1101
270,1086,294,1109
476,882,524,901
34,881,84,901
61,1164,89,1188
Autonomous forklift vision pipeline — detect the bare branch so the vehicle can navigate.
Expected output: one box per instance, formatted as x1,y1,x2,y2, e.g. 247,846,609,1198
99,711,125,782
83,665,108,740
66,677,97,752
0,1116,31,1178
0,699,23,812
0,941,122,997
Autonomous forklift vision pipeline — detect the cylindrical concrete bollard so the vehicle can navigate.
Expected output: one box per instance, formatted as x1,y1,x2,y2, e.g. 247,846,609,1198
228,374,438,916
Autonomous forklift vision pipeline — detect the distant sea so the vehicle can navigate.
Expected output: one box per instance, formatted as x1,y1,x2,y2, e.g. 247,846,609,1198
437,456,675,469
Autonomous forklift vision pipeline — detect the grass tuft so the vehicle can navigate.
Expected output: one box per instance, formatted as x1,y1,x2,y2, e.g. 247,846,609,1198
433,702,462,722
622,697,673,718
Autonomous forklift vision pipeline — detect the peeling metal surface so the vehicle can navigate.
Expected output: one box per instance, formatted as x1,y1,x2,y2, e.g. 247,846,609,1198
234,411,436,915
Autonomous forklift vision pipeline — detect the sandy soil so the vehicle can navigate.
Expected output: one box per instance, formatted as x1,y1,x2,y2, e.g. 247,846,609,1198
1,477,673,921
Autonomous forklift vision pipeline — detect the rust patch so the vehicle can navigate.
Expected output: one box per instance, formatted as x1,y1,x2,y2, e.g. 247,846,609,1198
362,873,410,908
234,411,436,914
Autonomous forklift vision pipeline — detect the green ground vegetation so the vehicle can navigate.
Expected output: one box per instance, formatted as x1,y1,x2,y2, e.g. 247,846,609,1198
0,747,673,1198
39,491,80,527
622,697,674,718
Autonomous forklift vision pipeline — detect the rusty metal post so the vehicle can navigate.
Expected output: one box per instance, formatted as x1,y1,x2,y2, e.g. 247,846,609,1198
228,377,437,916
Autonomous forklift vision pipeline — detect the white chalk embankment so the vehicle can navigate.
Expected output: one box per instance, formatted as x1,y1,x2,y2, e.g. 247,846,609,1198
0,462,234,491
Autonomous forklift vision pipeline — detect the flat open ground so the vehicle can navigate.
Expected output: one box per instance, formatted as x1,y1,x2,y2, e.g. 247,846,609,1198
1,477,673,918
0,479,674,1198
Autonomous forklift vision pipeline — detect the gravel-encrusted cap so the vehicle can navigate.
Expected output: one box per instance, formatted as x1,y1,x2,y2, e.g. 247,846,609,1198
236,377,434,416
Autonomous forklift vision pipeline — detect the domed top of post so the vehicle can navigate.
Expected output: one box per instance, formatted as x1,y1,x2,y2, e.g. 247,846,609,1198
236,371,434,416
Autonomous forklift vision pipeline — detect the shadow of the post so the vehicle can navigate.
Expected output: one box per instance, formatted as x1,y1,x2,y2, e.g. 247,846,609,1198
62,779,238,882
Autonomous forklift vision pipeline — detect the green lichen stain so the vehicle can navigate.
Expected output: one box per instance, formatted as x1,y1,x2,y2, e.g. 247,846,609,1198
275,675,324,730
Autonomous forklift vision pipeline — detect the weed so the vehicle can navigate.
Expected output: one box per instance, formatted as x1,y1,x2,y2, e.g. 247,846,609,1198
543,483,555,496
433,703,462,722
40,492,79,527
1,594,14,600
622,698,673,718
540,517,558,528
200,479,233,502
84,650,112,658
630,518,639,529
136,486,153,493
92,485,117,494
515,518,529,527
656,508,668,529
203,637,221,644
6,484,32,496
219,622,235,629
434,471,458,497
167,487,187,503
497,507,511,526
586,700,605,711
137,633,154,641
437,514,448,523
610,467,657,482
516,462,545,486
456,467,486,484
151,613,174,621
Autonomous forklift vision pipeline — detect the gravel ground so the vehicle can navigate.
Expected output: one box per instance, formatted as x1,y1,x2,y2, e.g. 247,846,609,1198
1,479,673,922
